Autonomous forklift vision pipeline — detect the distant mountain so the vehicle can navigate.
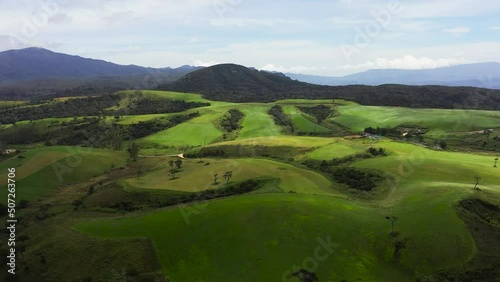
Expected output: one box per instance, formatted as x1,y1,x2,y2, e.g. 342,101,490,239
286,62,500,89
160,63,500,110
0,47,200,82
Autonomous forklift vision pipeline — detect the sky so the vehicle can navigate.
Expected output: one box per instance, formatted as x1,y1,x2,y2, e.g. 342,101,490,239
0,0,499,76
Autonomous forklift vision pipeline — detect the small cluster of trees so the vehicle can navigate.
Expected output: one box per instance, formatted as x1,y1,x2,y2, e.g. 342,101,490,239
168,159,183,179
220,109,244,132
364,127,400,137
298,105,333,124
268,105,293,131
213,171,233,184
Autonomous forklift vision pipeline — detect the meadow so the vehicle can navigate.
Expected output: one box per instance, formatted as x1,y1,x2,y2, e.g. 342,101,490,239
1,91,499,281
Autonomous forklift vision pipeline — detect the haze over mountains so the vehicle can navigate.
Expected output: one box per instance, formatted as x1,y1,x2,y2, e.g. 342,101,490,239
1,48,500,90
0,47,201,90
286,62,500,89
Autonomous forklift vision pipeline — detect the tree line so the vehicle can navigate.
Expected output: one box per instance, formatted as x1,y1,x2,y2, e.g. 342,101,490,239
0,94,209,124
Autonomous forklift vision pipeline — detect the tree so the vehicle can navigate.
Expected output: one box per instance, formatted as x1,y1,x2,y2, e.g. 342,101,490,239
174,159,183,169
473,176,481,190
87,186,95,195
127,142,140,162
223,171,233,183
169,169,176,180
385,216,398,232
494,157,498,168
439,140,447,150
213,173,219,185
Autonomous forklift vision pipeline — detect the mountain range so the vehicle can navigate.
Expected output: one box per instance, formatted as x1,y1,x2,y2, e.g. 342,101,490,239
0,47,201,92
2,48,500,90
286,62,500,89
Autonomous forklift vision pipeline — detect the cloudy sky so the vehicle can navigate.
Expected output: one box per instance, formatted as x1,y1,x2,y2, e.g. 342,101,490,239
1,0,499,76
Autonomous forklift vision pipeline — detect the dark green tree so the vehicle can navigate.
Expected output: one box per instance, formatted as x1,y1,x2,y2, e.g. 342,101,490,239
473,176,481,190
385,216,398,232
169,169,176,180
127,142,140,162
223,171,233,183
213,173,219,185
174,159,183,169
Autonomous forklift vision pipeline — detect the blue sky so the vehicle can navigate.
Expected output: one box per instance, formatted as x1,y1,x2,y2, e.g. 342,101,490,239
1,0,499,76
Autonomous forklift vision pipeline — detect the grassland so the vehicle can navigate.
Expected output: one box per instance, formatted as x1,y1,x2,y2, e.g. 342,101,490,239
124,158,339,196
333,105,500,134
0,146,127,201
140,109,224,146
237,105,283,139
282,105,331,133
0,101,28,109
307,140,367,159
75,139,499,281
2,91,499,281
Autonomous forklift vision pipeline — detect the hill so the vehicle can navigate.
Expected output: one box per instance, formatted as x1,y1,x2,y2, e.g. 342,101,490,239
160,64,500,110
286,62,500,89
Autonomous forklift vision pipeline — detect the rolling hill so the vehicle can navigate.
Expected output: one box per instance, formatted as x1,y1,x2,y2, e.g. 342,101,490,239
160,64,500,110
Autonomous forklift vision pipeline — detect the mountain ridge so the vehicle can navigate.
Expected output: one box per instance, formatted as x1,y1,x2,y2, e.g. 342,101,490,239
0,47,200,83
286,62,500,89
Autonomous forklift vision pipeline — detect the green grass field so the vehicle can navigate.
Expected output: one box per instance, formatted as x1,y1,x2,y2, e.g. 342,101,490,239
333,105,500,134
206,136,334,148
0,146,127,201
75,193,415,282
74,138,499,281
307,140,367,160
140,109,224,146
124,158,339,195
237,105,283,139
282,105,331,133
3,91,500,281
0,101,28,109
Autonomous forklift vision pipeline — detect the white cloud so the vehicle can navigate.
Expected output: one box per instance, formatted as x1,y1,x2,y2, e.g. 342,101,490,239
260,64,321,74
489,26,500,30
337,55,470,73
192,59,222,67
442,26,471,36
210,18,302,27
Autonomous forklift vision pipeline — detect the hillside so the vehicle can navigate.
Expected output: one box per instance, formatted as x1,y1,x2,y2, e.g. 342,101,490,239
287,62,500,89
160,64,500,110
1,90,499,281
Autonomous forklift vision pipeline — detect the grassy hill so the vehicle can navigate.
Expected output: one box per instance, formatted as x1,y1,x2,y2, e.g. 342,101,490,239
160,64,500,110
1,90,500,281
